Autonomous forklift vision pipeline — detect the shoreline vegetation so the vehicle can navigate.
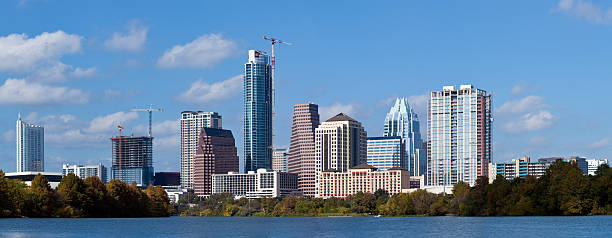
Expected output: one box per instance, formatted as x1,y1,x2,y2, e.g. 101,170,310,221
0,172,172,218
177,161,611,217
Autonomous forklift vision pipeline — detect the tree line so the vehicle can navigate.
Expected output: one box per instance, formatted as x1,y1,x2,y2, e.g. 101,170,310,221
177,161,612,216
0,171,172,218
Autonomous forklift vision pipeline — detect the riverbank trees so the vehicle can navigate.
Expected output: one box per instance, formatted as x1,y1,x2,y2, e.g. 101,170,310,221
177,161,611,217
0,171,172,218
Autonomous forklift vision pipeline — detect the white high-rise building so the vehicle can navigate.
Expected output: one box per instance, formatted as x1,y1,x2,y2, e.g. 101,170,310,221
16,114,44,172
314,113,367,197
180,111,222,188
383,97,425,176
62,164,108,183
272,148,289,172
427,85,491,187
586,159,608,176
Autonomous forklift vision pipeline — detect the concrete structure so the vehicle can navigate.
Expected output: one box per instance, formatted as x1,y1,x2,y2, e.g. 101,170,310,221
383,98,425,176
427,85,492,186
110,136,154,187
193,128,239,197
488,157,549,183
180,111,222,189
211,169,297,198
272,148,289,172
16,115,44,172
317,164,410,199
62,164,108,183
288,103,320,197
5,172,63,189
367,136,405,171
244,50,273,172
410,175,424,189
586,159,608,176
314,113,367,197
154,172,181,186
538,157,588,174
163,186,190,203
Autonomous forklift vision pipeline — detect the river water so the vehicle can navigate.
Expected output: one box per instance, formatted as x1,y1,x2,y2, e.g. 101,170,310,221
0,216,610,237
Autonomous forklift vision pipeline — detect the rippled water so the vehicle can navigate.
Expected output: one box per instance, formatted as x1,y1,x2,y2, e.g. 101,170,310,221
0,216,610,237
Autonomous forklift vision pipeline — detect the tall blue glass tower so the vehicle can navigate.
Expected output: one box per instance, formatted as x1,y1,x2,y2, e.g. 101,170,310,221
244,50,273,172
383,97,425,176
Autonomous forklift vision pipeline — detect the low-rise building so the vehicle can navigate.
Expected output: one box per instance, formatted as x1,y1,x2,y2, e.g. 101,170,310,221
538,156,588,174
272,148,289,173
489,156,591,183
5,172,63,189
211,169,298,198
154,172,181,186
162,186,191,203
586,159,608,176
62,164,108,183
317,164,410,199
410,175,424,189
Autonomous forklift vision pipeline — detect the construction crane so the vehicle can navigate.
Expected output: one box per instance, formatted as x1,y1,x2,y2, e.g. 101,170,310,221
132,104,164,137
117,123,124,180
263,36,291,146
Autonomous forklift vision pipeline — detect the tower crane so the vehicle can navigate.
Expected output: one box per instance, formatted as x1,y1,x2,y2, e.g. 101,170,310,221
263,36,291,147
132,104,164,137
117,123,124,180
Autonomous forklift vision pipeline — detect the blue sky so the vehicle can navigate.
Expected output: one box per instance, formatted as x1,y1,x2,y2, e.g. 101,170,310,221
0,0,611,173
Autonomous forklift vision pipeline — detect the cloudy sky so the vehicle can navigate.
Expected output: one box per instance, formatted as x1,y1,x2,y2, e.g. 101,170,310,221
0,0,610,173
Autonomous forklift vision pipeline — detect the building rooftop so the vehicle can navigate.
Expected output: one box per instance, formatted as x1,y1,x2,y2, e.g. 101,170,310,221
325,113,358,122
351,163,378,170
368,136,402,140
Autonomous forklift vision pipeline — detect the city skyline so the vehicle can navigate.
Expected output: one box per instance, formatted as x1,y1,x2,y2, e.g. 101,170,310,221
2,1,612,173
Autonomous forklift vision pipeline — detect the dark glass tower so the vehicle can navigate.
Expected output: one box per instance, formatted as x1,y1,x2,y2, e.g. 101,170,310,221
244,50,273,172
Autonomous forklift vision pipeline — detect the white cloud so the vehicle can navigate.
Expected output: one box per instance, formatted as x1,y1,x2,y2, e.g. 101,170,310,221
555,0,612,24
0,31,82,73
497,96,545,114
157,33,238,68
134,120,178,136
104,23,148,52
319,103,360,121
154,134,179,151
2,130,14,143
0,78,89,105
503,110,557,133
85,111,139,133
510,83,539,95
588,137,609,149
30,62,96,82
408,94,428,114
179,75,242,104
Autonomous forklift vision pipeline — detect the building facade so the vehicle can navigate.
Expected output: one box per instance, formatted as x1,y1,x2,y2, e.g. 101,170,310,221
110,136,154,187
244,50,273,172
427,85,492,186
62,164,108,183
366,136,405,171
314,113,367,197
154,172,181,186
586,159,608,176
488,157,549,183
383,98,425,176
193,128,239,197
538,157,588,174
180,111,222,189
5,172,63,189
16,115,44,172
288,103,320,197
317,164,410,199
272,148,289,173
211,169,298,198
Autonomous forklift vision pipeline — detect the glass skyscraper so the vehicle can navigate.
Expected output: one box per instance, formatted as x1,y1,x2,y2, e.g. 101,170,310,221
16,114,44,172
383,98,424,176
244,50,273,172
427,85,491,186
366,136,405,171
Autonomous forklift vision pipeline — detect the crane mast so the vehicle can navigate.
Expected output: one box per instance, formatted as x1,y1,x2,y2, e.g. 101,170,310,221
263,36,291,150
132,104,164,137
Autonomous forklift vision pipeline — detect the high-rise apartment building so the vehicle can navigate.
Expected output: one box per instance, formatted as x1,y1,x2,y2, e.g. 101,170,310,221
193,127,239,197
244,50,273,172
314,113,367,196
16,115,44,172
383,98,424,176
180,111,222,189
288,103,319,196
62,164,108,183
427,85,491,186
272,148,289,173
111,136,154,187
367,136,405,171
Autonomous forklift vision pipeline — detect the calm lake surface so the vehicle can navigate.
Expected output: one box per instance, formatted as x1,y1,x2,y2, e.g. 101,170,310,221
0,216,610,238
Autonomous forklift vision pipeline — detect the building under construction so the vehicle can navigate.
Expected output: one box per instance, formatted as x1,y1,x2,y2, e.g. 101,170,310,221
111,136,154,187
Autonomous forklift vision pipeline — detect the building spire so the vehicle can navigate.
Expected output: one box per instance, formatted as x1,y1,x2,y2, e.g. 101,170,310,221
18,112,21,121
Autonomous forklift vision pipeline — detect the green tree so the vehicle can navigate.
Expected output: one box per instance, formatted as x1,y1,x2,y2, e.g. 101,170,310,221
57,173,87,217
82,176,110,217
24,174,58,217
347,192,377,214
379,193,414,216
411,189,436,215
